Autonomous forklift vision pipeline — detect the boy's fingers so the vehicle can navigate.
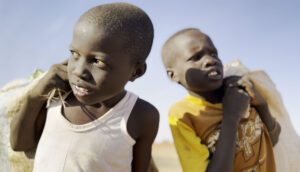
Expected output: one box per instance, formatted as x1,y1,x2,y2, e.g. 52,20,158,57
56,64,68,72
224,76,240,86
54,70,70,91
56,67,68,81
228,83,238,87
61,59,69,66
237,88,250,102
237,77,253,89
245,87,255,99
55,79,70,91
237,78,255,98
51,64,68,82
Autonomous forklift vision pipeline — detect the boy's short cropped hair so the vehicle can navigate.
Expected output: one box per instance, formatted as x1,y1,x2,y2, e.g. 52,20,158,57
162,28,214,69
78,3,154,63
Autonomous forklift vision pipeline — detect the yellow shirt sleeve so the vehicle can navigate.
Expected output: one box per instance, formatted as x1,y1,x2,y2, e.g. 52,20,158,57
169,115,210,172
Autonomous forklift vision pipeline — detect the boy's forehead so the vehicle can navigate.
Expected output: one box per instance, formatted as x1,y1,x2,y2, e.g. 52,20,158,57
72,22,125,52
173,32,213,57
74,21,105,38
178,32,209,47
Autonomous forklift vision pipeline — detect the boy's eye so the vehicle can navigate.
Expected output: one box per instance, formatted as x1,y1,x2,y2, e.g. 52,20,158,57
189,53,203,61
70,50,80,57
93,58,107,68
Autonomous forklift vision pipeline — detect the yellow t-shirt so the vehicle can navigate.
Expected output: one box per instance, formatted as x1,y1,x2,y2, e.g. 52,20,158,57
169,95,276,172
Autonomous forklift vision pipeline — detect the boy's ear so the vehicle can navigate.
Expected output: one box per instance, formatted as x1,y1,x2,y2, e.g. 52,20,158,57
167,68,180,83
130,62,147,82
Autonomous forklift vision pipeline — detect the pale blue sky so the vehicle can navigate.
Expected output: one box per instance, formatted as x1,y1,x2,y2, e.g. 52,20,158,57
0,0,299,142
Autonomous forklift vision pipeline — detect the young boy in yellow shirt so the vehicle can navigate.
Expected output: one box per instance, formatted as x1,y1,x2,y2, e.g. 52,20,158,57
162,28,280,172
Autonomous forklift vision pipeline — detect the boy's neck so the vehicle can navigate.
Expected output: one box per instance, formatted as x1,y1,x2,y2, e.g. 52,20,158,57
188,86,224,104
66,90,127,109
101,90,127,108
63,90,127,120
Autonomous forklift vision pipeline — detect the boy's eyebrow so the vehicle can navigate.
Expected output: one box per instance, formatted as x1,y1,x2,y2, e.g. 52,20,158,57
186,45,218,61
192,45,218,55
69,45,78,52
186,48,204,58
186,50,205,61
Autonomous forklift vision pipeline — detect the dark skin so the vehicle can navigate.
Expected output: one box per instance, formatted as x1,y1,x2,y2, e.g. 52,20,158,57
163,30,280,172
225,75,281,145
10,19,159,172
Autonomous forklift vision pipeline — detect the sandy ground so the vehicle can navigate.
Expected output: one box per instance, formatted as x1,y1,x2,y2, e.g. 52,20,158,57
152,142,182,172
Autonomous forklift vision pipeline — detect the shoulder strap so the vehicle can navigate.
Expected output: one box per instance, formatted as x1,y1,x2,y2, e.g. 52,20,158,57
120,91,138,145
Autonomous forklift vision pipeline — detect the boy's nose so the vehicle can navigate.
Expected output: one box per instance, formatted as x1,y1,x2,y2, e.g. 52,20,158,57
204,56,218,68
73,58,91,81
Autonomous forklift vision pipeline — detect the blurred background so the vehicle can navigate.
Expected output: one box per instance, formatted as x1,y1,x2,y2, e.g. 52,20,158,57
0,0,299,143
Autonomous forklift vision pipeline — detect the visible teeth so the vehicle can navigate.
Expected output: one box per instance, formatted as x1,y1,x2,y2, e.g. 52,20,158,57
208,71,218,76
74,85,89,96
75,85,88,93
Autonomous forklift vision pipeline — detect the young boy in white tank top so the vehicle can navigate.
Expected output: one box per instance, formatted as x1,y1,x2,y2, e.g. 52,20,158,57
10,3,159,172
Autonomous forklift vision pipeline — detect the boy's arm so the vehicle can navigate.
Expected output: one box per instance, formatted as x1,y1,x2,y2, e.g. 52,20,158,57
10,62,70,151
237,76,281,145
10,89,48,151
206,86,250,172
255,103,281,145
129,99,159,172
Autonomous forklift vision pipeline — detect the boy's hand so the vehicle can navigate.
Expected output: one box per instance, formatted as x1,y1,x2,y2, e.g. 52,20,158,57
224,75,266,107
223,79,250,125
36,60,70,96
236,75,266,107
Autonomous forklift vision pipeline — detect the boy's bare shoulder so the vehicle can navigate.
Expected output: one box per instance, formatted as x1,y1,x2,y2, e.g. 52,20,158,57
133,98,159,122
128,98,159,140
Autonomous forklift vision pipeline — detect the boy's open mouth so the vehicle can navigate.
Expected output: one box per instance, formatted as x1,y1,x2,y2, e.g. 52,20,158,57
207,69,222,80
73,84,92,96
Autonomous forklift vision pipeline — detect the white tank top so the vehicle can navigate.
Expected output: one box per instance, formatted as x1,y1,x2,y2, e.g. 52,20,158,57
33,91,137,172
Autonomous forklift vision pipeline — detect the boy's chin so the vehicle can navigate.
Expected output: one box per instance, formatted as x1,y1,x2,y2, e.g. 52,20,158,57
73,93,94,106
205,80,223,91
205,85,223,93
73,93,104,107
192,81,223,93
